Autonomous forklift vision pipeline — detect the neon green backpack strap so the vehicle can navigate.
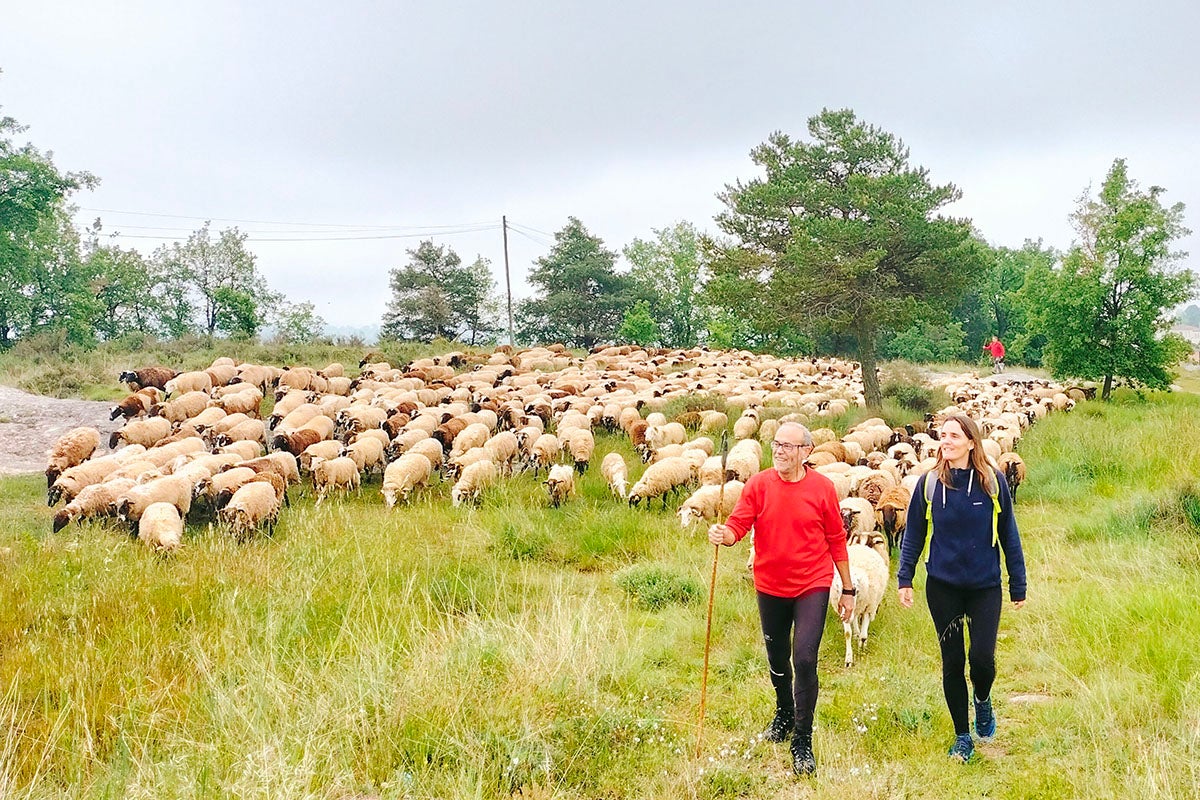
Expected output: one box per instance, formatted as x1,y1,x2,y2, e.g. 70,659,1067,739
988,468,1000,549
922,472,936,563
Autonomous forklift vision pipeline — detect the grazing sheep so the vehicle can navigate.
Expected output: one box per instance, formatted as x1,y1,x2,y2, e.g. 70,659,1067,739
566,428,595,474
110,416,172,450
545,464,576,507
828,543,889,667
299,439,344,473
109,387,159,420
677,480,745,527
856,470,898,508
451,459,498,507
164,370,213,396
114,474,194,528
212,419,267,449
628,456,692,508
600,452,629,499
219,481,282,540
211,386,264,417
52,477,136,532
149,390,210,424
196,467,259,511
119,366,176,391
733,410,759,440
239,452,301,487
45,427,101,490
216,440,264,462
528,433,559,475
998,452,1027,501
137,502,184,553
381,453,434,507
271,427,325,456
724,439,762,483
341,437,386,477
310,456,361,505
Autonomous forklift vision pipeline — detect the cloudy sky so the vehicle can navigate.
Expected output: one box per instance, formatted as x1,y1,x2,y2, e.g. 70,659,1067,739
3,2,1197,330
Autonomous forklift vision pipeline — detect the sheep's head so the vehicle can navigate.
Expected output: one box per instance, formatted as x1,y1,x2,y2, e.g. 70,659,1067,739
52,508,73,533
839,508,860,537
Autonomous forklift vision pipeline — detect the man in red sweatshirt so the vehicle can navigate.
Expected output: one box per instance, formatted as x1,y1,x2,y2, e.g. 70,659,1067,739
708,422,853,776
983,336,1006,373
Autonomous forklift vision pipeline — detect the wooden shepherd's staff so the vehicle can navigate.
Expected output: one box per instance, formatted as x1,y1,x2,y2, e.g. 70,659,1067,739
696,430,730,758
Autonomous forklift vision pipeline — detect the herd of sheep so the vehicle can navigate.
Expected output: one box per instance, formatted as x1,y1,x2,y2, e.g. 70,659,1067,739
41,345,1075,638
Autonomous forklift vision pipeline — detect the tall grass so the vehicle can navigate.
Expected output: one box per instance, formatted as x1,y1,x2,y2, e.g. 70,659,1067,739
2,390,1199,797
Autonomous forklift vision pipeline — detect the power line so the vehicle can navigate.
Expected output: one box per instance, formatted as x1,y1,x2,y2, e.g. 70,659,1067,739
79,206,496,231
103,224,501,243
507,227,553,249
508,219,556,237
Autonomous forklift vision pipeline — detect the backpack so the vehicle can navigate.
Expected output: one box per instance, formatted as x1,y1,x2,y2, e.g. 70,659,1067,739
921,468,1000,563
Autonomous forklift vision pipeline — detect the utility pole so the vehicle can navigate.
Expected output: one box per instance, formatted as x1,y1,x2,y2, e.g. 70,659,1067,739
502,215,514,346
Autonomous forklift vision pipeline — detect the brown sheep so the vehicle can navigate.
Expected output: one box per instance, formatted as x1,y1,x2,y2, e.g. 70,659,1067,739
119,366,177,391
45,427,101,490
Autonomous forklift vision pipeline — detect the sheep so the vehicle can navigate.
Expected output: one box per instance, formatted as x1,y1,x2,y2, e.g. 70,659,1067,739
211,386,263,418
601,452,629,499
528,433,559,475
381,453,435,507
216,439,264,462
219,481,282,541
874,485,910,552
677,480,745,527
48,452,139,506
45,427,101,490
119,366,176,391
137,502,184,553
733,410,759,440
310,456,361,505
856,470,898,508
341,437,386,477
164,370,213,396
839,497,877,538
299,439,345,473
481,430,520,475
450,422,491,460
628,456,692,508
149,390,211,424
828,543,889,667
212,419,267,449
114,474,194,528
195,466,259,511
109,387,159,420
271,427,326,456
52,477,136,532
998,452,1027,501
406,438,445,471
109,416,172,450
698,410,729,435
545,464,576,507
698,455,725,486
725,439,762,483
646,421,687,452
566,428,595,474
451,459,498,507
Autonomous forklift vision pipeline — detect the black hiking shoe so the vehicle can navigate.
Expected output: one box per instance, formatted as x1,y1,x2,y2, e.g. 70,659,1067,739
948,733,974,763
791,735,816,776
974,694,996,740
761,709,794,743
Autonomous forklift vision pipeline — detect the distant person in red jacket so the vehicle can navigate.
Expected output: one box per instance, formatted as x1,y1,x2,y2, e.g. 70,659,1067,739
707,422,853,777
983,336,1006,373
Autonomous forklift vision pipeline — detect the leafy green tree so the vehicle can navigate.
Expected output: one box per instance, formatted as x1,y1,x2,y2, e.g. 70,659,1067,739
151,223,268,338
0,108,96,345
955,239,1056,365
213,286,260,340
380,241,498,343
882,320,967,363
712,109,982,407
1028,159,1194,399
623,221,708,347
517,217,631,348
617,300,659,345
269,299,327,344
82,232,163,339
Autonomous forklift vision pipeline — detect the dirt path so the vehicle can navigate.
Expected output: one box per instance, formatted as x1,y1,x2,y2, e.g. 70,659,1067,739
0,386,122,477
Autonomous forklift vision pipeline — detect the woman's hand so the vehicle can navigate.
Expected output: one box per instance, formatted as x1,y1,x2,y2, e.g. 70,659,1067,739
897,587,914,608
1013,599,1025,610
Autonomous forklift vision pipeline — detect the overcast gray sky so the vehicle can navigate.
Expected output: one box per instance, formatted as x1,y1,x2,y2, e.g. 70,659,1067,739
3,1,1198,330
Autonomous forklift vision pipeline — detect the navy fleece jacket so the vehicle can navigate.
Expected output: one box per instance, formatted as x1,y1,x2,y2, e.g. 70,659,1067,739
897,467,1027,601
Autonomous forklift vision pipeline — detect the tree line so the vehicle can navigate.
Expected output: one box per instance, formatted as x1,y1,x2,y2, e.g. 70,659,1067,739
3,99,1192,404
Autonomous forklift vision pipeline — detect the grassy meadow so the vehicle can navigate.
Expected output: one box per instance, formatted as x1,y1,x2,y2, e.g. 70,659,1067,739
2,353,1199,798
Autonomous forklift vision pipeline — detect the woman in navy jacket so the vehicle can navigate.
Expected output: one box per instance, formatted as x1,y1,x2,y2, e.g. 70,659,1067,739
897,414,1027,763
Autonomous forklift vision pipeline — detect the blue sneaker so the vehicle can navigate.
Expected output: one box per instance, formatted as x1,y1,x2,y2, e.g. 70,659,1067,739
948,733,974,763
974,695,996,740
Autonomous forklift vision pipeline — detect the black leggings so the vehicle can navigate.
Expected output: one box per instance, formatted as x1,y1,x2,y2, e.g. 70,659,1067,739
756,589,828,738
925,576,1003,735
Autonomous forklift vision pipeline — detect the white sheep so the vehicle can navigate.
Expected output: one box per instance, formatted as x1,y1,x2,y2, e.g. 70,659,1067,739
138,501,184,553
45,426,101,490
677,480,745,527
381,453,435,507
600,452,629,499
219,481,281,540
566,428,595,473
839,496,877,537
52,477,136,532
829,543,889,667
309,456,361,505
114,473,194,527
451,459,498,507
545,464,576,507
628,456,692,508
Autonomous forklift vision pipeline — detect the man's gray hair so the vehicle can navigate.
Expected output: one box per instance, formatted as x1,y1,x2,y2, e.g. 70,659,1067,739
776,421,813,446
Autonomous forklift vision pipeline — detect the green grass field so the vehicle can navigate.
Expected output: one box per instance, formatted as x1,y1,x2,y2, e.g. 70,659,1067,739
2,377,1199,798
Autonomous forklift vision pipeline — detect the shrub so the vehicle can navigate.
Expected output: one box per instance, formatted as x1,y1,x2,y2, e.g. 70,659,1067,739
615,564,701,610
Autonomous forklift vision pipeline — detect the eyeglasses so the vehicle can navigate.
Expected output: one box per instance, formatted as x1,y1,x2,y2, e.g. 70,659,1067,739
771,441,812,453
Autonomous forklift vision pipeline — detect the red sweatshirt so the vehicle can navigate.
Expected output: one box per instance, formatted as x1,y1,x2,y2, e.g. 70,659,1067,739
724,467,848,598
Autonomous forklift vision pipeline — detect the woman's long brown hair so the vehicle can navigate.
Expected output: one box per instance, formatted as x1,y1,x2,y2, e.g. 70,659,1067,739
932,414,995,496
